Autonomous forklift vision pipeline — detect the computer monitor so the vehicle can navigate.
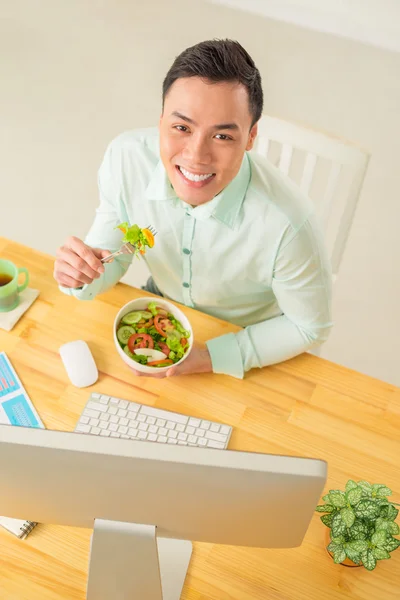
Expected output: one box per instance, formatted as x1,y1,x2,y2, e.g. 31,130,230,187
0,424,327,600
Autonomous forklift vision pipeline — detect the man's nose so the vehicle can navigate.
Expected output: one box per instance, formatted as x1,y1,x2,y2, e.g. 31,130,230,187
183,135,212,165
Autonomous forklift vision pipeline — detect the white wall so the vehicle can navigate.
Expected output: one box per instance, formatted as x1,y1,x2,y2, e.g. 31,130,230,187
207,0,400,53
1,0,399,385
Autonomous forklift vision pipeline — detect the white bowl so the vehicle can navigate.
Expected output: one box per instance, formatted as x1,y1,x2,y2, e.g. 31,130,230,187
113,296,194,374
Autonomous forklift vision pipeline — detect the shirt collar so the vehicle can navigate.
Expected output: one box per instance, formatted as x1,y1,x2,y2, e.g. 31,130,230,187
145,158,177,201
145,153,251,230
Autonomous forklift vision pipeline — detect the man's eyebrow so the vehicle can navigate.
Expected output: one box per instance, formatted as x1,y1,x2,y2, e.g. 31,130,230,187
213,122,239,131
171,111,239,131
171,111,197,125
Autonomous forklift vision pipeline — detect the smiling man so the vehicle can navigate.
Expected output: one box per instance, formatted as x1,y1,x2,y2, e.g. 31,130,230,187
54,39,332,379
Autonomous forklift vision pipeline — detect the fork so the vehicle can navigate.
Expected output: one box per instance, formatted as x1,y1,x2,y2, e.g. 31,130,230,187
100,225,157,263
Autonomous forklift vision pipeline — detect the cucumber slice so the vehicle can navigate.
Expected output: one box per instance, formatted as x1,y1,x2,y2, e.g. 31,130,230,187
117,325,135,344
139,311,153,319
166,328,182,341
122,310,153,325
123,345,135,358
121,311,143,325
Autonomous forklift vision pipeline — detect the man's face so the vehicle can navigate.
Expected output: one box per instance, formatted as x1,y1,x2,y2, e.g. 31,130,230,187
159,77,258,206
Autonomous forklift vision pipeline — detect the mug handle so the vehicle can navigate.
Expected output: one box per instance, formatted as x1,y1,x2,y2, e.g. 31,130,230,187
17,267,29,293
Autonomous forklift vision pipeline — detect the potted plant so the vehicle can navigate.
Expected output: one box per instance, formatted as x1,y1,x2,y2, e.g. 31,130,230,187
316,479,400,570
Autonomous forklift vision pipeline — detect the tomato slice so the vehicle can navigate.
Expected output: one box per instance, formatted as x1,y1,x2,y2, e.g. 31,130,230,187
158,342,170,355
147,359,173,367
127,333,154,352
142,318,154,329
180,338,188,347
154,315,174,336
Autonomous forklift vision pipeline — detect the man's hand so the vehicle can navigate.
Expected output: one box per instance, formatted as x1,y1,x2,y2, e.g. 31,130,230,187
128,343,213,379
54,236,111,288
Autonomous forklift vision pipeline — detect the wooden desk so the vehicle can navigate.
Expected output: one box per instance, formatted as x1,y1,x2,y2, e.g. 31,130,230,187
0,237,399,600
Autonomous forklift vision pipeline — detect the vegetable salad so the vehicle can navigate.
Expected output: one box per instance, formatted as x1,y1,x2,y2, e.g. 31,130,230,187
116,302,191,368
116,222,155,258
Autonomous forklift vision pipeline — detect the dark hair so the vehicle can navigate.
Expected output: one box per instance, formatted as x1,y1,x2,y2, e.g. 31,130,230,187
162,39,263,127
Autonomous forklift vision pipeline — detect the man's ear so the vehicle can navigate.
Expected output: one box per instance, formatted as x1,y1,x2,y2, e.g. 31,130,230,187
246,123,258,151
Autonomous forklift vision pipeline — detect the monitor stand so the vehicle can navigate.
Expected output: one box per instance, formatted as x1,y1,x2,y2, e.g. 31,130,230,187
86,519,193,600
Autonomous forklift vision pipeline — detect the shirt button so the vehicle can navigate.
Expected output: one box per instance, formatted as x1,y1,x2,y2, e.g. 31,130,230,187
182,248,191,255
183,282,190,288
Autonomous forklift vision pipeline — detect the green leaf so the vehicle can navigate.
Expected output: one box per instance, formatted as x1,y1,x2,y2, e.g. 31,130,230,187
384,537,400,552
329,491,347,508
389,521,400,535
348,520,368,540
373,547,391,560
347,539,368,553
327,541,343,553
131,354,148,365
361,549,377,571
333,547,346,564
341,507,356,528
119,223,141,245
331,535,346,544
372,484,392,497
357,480,372,496
331,513,346,537
372,483,386,492
345,480,359,493
321,514,334,527
377,498,390,509
381,504,399,521
327,541,335,552
344,547,362,564
315,504,334,513
371,530,387,546
375,517,390,531
347,488,363,506
354,499,380,521
376,518,400,535
377,488,393,498
322,493,331,503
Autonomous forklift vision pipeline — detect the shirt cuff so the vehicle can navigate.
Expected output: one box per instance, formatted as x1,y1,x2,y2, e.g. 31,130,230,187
58,276,104,301
206,333,244,379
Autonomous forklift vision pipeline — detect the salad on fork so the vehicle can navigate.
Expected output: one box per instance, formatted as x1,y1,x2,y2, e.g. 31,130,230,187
101,223,157,263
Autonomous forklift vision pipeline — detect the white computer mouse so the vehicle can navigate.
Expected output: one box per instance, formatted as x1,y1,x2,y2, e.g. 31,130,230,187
59,340,98,388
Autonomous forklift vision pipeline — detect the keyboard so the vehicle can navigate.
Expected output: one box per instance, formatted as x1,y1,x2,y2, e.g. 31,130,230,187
75,393,232,450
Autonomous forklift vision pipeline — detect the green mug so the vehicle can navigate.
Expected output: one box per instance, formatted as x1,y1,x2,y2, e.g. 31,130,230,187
0,259,29,312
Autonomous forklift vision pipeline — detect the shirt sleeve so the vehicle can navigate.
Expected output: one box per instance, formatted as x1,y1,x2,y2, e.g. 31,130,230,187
59,142,133,301
206,217,333,378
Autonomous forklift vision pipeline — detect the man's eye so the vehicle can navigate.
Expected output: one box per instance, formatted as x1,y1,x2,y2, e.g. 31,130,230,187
174,125,188,132
215,134,232,141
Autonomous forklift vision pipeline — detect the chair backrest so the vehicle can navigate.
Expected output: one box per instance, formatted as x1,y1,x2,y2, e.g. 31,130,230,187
252,115,370,276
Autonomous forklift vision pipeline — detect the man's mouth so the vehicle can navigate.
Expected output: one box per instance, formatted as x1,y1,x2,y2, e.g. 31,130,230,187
176,165,216,187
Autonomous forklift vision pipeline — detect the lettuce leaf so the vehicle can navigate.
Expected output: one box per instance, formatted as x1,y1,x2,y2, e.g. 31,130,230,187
166,337,185,359
169,316,190,337
132,354,148,364
148,302,158,316
114,222,153,258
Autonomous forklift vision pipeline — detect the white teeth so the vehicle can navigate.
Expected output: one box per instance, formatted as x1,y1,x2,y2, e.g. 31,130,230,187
179,167,213,182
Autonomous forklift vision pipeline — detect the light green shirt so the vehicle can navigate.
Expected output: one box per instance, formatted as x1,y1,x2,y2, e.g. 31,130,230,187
61,127,332,378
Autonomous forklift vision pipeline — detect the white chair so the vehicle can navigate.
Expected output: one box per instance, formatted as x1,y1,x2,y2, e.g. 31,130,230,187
253,114,370,277
253,115,370,357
